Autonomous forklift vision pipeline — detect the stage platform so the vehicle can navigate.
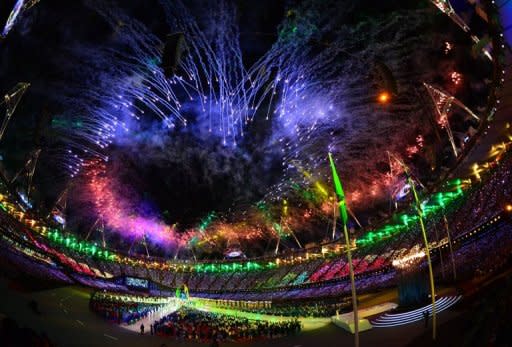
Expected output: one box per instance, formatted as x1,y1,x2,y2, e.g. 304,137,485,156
331,302,398,333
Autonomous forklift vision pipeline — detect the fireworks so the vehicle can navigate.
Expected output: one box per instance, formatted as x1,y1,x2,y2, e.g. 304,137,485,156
29,0,487,255
444,42,453,54
83,159,190,248
450,71,462,86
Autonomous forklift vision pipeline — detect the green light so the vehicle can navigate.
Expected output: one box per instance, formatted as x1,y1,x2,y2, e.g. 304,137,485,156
355,177,467,246
192,260,276,274
198,211,216,233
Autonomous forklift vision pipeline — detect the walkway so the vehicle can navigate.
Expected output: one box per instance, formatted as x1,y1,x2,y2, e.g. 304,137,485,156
371,296,462,328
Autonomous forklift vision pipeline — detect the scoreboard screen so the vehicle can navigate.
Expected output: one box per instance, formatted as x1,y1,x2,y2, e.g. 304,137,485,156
125,277,149,289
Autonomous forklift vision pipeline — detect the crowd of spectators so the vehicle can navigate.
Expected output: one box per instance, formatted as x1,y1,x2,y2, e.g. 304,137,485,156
459,269,512,346
192,269,396,302
153,307,300,343
71,274,128,292
0,236,73,289
435,216,512,283
449,151,512,240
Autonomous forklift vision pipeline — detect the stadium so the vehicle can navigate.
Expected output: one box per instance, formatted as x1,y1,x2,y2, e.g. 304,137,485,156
0,1,511,346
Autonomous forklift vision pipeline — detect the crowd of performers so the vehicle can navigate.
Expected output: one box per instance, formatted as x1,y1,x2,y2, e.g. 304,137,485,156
89,292,168,325
89,289,301,342
152,307,301,343
207,298,352,318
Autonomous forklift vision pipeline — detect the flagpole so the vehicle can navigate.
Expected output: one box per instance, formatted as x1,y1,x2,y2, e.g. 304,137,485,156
344,222,359,347
393,154,437,340
414,198,437,340
328,153,359,347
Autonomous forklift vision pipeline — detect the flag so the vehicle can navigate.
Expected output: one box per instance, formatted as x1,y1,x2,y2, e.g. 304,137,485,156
328,153,349,225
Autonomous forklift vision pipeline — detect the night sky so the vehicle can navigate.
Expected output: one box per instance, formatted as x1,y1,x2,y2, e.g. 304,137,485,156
0,0,492,257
